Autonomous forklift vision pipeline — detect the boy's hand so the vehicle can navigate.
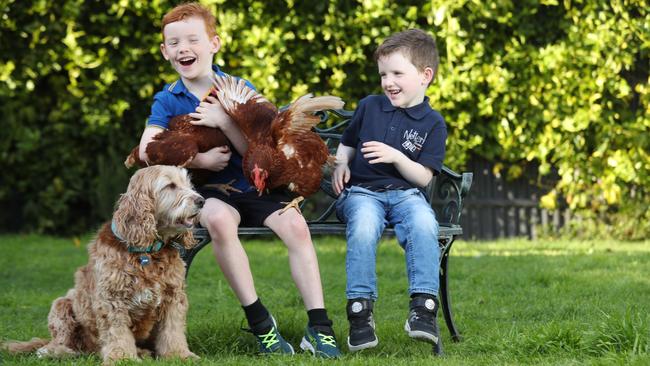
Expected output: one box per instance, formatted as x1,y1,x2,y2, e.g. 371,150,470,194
332,163,350,196
189,96,233,129
190,145,232,171
361,141,404,164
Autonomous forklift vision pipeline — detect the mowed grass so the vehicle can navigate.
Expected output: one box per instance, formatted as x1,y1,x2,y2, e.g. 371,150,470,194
1,234,649,365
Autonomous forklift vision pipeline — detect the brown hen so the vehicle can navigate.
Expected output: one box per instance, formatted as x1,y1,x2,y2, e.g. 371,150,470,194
212,75,344,209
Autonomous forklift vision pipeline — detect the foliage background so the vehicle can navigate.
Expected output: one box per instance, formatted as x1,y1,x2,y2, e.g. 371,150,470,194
0,0,647,236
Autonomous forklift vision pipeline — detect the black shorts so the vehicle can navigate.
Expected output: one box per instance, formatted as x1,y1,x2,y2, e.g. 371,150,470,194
198,187,293,227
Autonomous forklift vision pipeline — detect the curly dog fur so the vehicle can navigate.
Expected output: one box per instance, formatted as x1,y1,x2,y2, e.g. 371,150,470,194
3,165,204,363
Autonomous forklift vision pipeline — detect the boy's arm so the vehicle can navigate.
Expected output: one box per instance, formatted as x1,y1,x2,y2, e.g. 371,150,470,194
190,96,248,156
332,144,355,195
361,141,434,187
138,126,164,162
187,146,232,172
394,157,434,187
186,97,244,171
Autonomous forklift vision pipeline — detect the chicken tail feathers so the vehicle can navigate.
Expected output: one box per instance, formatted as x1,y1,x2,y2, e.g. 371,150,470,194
326,154,337,167
124,147,139,168
290,94,344,116
212,74,278,139
212,74,270,111
283,95,345,134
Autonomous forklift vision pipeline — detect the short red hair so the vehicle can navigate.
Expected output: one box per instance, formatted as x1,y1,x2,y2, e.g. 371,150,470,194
161,2,217,40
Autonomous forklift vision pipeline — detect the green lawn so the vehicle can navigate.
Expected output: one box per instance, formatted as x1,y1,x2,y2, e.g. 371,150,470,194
1,234,649,365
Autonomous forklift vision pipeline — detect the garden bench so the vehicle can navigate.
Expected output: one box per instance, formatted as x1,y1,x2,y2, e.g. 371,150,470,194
180,108,473,344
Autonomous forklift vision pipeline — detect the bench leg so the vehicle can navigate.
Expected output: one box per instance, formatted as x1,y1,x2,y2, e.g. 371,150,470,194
439,238,462,342
182,235,212,278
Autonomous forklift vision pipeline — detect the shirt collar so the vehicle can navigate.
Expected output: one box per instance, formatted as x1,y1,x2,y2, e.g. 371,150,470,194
168,65,225,95
380,94,433,120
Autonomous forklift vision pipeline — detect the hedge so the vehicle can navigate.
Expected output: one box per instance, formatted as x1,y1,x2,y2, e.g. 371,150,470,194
0,0,647,237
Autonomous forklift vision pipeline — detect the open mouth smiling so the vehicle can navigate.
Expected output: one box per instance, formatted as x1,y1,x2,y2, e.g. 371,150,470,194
178,57,196,66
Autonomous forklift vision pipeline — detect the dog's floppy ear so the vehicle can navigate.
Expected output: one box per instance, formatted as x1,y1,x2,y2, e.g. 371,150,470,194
177,230,196,250
113,169,158,247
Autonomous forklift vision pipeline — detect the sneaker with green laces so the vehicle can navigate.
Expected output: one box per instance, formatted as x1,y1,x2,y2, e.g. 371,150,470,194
299,325,342,358
248,315,295,355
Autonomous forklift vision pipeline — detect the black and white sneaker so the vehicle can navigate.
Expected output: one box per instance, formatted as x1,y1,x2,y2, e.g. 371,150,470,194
346,298,378,352
404,295,440,347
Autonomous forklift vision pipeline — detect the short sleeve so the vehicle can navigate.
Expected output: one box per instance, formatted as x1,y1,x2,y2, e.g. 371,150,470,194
416,115,447,174
147,92,173,129
341,97,368,148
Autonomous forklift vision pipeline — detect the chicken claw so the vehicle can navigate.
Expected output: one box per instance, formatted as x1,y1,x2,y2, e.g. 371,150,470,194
204,180,243,196
279,196,305,215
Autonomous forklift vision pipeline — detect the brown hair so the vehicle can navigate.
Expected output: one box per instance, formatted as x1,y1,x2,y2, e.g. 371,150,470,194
161,2,217,40
374,29,439,80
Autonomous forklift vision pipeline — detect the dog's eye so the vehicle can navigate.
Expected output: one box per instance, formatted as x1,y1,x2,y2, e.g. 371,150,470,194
167,183,177,190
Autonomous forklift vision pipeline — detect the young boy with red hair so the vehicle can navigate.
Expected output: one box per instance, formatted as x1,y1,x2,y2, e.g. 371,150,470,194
137,2,341,358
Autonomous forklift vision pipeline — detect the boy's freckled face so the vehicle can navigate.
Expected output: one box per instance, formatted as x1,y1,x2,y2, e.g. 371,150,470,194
161,16,220,81
377,52,430,109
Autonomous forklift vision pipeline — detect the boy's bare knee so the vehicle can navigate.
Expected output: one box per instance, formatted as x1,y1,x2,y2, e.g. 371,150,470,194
202,207,238,239
273,213,310,242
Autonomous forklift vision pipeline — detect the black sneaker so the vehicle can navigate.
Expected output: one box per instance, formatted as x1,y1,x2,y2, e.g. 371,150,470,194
346,298,378,352
404,295,441,352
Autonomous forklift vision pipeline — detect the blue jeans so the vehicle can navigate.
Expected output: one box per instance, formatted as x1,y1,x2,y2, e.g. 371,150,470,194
336,186,441,300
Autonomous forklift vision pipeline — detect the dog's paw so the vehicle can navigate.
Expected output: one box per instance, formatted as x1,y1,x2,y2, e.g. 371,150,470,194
184,352,201,360
35,344,76,359
183,351,200,360
136,347,154,359
35,346,49,358
102,356,141,366
161,350,199,360
102,349,140,365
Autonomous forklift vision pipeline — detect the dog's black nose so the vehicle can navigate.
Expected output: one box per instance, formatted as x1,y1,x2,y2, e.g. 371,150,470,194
195,196,205,208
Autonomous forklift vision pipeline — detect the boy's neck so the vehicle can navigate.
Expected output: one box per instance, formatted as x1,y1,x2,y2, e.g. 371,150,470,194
182,74,214,101
410,94,426,107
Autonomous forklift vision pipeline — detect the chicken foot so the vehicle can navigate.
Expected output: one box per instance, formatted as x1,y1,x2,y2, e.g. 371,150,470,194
279,196,305,215
203,180,243,196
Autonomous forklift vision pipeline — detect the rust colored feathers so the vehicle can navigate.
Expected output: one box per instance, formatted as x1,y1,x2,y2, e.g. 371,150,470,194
124,90,229,185
213,75,344,197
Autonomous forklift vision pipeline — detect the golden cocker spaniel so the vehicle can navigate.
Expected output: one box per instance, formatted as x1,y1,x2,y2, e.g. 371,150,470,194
3,165,204,363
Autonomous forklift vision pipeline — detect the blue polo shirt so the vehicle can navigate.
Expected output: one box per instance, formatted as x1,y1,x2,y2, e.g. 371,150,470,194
147,65,255,192
341,94,447,191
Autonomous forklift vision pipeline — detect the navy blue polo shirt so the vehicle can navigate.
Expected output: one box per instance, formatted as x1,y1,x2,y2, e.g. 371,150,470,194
147,65,255,192
341,94,447,191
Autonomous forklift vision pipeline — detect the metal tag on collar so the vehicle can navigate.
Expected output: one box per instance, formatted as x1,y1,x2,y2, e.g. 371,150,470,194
139,254,151,266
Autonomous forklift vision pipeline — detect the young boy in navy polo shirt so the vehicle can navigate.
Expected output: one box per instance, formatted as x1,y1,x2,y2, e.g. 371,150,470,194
137,2,341,358
332,29,447,353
